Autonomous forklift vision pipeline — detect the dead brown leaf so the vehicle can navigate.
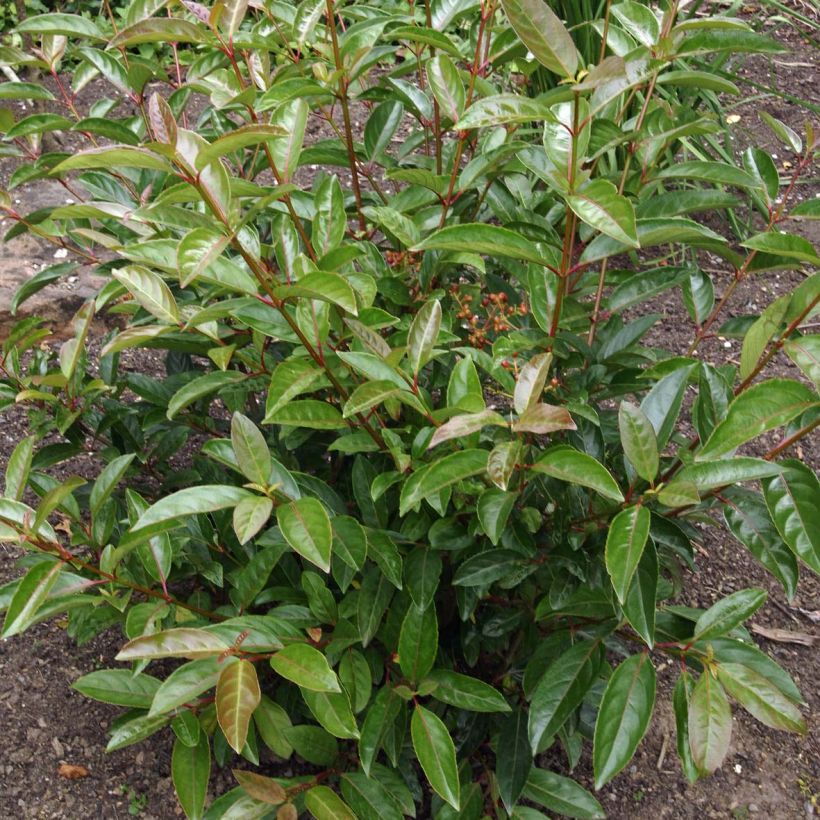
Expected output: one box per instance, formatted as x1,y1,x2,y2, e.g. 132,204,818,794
751,623,816,646
57,763,90,780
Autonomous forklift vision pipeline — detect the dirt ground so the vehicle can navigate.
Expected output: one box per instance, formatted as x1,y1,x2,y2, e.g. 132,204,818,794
0,7,818,820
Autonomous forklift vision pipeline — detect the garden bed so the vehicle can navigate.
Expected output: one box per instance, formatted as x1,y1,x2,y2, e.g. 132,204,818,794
1,4,818,819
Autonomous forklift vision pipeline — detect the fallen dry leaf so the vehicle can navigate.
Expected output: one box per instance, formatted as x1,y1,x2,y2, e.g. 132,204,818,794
58,763,90,780
751,624,816,646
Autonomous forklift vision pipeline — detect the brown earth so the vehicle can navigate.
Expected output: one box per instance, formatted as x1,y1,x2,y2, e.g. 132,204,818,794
0,6,819,820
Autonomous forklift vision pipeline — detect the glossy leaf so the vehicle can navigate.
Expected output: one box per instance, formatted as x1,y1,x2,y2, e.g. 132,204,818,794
411,705,460,811
501,0,579,78
762,460,820,575
424,670,510,713
605,505,650,604
716,663,804,733
566,179,638,247
498,709,532,812
694,588,767,642
618,402,658,482
172,733,210,820
400,449,489,515
593,653,656,788
698,379,816,460
277,497,333,573
270,644,341,693
523,769,604,819
688,672,732,775
529,640,603,753
531,446,624,502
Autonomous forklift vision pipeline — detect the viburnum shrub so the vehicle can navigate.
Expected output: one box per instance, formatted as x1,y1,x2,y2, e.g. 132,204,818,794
1,0,819,817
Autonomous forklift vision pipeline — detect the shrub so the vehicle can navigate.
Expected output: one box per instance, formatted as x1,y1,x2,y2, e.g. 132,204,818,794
1,0,818,817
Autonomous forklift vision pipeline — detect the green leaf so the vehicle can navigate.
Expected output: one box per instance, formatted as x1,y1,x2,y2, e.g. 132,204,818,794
619,402,658,483
694,588,767,642
790,199,820,220
707,638,803,704
759,111,803,153
677,458,782,490
52,145,174,174
415,223,547,266
5,114,73,140
593,653,656,788
531,445,624,502
277,497,333,573
231,412,271,485
452,548,527,587
566,179,638,247
195,124,288,168
2,560,64,638
404,547,442,611
302,688,360,740
216,659,262,753
172,733,210,820
688,672,732,775
254,695,294,758
332,516,367,571
358,686,402,776
400,449,488,516
305,786,357,820
501,0,579,78
4,435,35,501
167,371,247,420
724,489,798,600
523,769,604,819
529,640,603,753
109,17,208,47
716,663,805,733
270,99,309,182
407,299,442,377
623,540,658,648
654,161,761,190
742,231,820,266
477,489,517,546
232,496,273,545
605,505,651,604
265,399,347,430
117,628,230,661
424,670,510,713
672,671,700,784
411,705,460,811
149,658,224,716
0,82,54,101
129,485,254,540
762,460,820,575
9,262,76,315
698,379,816,460
90,454,135,516
498,708,532,812
427,55,465,122
106,713,169,752
341,772,403,820
640,365,693,450
270,644,341,693
73,669,161,709
784,336,820,388
399,605,438,683
17,12,105,40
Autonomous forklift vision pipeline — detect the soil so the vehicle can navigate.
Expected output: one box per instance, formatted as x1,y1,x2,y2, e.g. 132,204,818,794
0,6,818,820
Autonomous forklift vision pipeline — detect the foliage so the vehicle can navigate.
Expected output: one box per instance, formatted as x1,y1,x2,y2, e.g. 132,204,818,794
0,0,818,817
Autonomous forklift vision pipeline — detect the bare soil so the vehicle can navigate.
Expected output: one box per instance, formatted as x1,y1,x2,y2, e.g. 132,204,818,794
0,7,818,819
